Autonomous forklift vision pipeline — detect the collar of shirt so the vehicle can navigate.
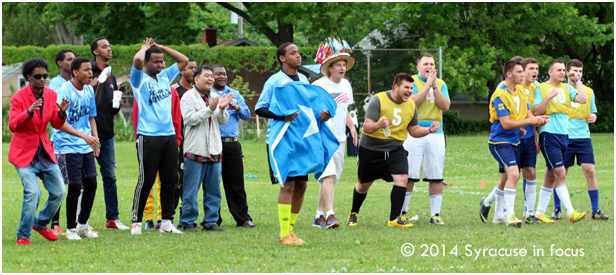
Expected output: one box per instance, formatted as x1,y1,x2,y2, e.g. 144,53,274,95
211,85,229,96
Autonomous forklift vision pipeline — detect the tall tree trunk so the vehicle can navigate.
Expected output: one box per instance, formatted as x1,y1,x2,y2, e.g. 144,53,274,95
51,22,84,45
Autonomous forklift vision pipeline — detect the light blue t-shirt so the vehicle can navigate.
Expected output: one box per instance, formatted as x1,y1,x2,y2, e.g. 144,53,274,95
130,63,180,136
52,81,97,154
212,85,251,138
256,70,309,142
49,75,71,92
533,83,578,135
568,92,597,139
412,74,449,134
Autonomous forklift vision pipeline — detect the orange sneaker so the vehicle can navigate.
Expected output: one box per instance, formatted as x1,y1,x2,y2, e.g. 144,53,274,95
51,224,66,236
289,231,306,245
279,232,302,245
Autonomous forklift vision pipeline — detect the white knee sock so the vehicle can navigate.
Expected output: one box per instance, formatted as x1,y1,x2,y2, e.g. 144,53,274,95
535,186,553,216
484,187,498,207
400,192,412,215
554,185,574,217
525,180,537,217
430,193,443,217
504,188,516,218
494,188,505,218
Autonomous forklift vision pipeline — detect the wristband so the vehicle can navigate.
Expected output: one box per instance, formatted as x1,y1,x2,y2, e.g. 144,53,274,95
428,127,432,134
432,86,438,90
575,78,580,82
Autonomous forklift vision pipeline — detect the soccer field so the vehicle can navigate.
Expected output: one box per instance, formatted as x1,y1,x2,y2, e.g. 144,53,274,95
2,134,613,273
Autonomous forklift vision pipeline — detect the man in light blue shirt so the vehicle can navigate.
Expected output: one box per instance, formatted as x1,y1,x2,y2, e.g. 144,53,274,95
210,64,255,228
49,49,74,91
129,37,189,235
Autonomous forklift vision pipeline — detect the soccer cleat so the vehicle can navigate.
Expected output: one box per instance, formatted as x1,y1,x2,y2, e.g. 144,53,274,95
535,213,555,224
33,225,59,241
144,220,155,231
430,214,445,225
16,238,31,245
51,224,65,236
155,220,161,229
279,232,302,245
326,214,340,229
569,210,586,223
479,197,491,223
592,210,609,220
66,228,82,240
289,231,306,244
551,208,561,220
525,215,541,224
313,215,326,228
347,212,358,227
506,215,522,228
159,223,183,234
400,211,408,221
105,219,130,230
492,216,508,225
387,216,414,228
78,224,99,239
130,222,142,235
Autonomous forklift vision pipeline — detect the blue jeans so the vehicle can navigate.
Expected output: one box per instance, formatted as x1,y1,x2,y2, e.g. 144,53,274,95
95,137,119,220
180,158,222,228
15,162,67,239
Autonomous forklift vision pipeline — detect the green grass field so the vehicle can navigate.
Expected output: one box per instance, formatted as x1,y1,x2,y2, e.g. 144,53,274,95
2,134,614,272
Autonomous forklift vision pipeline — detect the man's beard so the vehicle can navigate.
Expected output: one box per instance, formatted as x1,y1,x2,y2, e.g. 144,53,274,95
213,83,225,90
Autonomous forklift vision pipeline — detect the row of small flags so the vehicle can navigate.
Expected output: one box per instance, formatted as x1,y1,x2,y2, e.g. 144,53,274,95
314,38,352,64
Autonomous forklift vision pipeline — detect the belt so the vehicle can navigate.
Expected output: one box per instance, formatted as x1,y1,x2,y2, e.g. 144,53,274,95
221,137,238,142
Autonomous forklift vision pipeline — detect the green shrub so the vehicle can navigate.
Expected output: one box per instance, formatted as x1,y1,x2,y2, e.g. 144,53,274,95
589,102,613,133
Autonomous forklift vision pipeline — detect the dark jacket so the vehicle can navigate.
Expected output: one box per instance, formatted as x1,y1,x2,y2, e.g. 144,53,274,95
91,59,119,139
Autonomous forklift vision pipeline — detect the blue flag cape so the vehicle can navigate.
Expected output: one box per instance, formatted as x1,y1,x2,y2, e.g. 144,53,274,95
266,81,339,185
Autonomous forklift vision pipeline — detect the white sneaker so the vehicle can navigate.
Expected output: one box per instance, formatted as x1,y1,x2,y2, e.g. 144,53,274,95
114,219,130,230
492,216,508,225
78,224,99,239
131,222,142,235
506,215,522,228
66,228,82,240
159,223,183,234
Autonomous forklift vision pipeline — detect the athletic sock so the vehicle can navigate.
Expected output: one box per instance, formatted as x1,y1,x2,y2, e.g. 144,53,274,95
535,186,553,216
326,210,335,218
278,204,291,238
494,188,505,218
525,180,537,217
400,191,412,215
351,187,367,214
588,189,599,212
522,179,527,214
429,193,443,217
553,188,561,211
316,210,324,219
503,188,516,218
289,213,299,232
554,185,573,217
390,186,406,221
484,187,498,207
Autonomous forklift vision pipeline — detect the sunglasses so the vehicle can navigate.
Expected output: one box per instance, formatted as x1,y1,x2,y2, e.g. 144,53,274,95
31,73,49,80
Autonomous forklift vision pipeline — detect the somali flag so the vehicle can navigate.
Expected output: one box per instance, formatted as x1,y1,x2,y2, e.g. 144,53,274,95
266,81,339,185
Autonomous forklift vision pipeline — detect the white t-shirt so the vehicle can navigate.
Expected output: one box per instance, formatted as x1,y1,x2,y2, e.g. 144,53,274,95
313,77,354,142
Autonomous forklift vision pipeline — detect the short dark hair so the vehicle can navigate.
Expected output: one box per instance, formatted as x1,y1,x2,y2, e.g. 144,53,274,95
71,57,91,77
521,57,538,70
509,56,523,63
392,73,414,88
145,46,164,62
276,42,294,67
566,59,584,71
211,64,225,71
55,49,74,68
193,65,213,80
90,37,106,57
22,57,49,79
502,60,522,78
548,59,564,71
416,53,434,64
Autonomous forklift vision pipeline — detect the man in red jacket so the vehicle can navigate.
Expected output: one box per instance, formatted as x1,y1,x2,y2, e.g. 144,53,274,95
9,58,71,245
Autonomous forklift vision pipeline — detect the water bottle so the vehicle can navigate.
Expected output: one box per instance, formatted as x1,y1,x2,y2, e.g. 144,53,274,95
383,126,391,137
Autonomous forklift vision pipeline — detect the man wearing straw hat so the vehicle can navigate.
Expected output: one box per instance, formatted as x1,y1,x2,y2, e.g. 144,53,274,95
311,38,358,229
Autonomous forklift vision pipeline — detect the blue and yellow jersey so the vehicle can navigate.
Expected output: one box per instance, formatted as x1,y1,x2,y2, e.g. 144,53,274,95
412,74,449,134
534,82,578,135
568,86,596,139
489,83,529,145
517,82,537,140
362,92,416,141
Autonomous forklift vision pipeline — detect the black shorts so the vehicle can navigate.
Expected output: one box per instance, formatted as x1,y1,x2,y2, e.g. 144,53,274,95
357,145,408,183
56,152,97,185
266,144,308,185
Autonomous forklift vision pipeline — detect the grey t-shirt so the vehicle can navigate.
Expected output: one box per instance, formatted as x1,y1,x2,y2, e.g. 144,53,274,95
359,90,418,151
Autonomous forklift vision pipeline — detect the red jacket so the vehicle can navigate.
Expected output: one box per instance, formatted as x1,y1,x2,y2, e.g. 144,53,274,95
8,84,66,168
132,86,183,145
